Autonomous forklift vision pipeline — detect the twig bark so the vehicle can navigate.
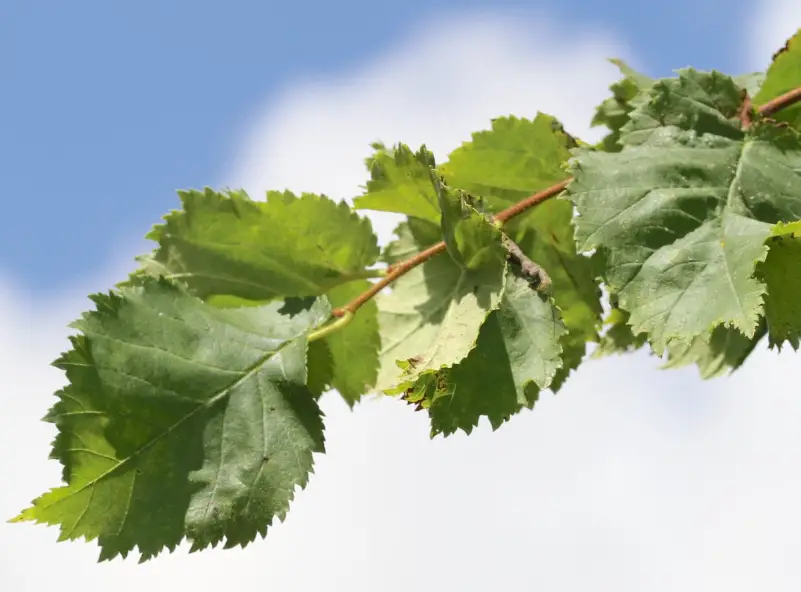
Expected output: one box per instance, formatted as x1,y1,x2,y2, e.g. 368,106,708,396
758,88,801,118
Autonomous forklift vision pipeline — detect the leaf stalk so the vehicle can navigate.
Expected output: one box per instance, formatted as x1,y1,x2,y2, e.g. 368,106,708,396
308,310,354,342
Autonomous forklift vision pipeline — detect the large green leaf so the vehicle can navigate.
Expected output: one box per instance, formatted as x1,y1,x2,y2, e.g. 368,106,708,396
14,278,329,560
373,220,506,394
753,28,801,131
127,188,380,300
404,269,567,436
568,69,801,354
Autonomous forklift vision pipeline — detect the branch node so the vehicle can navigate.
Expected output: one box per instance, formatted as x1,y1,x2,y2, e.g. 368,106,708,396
502,235,551,292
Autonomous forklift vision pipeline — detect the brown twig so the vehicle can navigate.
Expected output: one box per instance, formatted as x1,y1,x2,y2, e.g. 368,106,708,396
493,180,570,223
330,85,801,318
758,87,801,118
738,90,754,130
332,180,569,316
332,241,447,317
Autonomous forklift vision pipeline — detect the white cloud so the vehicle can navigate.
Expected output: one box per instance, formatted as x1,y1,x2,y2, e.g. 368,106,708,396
224,9,630,244
4,7,801,592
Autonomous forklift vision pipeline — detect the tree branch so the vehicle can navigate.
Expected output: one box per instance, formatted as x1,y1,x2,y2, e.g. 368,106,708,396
331,180,569,317
327,85,801,319
758,87,801,118
332,241,448,317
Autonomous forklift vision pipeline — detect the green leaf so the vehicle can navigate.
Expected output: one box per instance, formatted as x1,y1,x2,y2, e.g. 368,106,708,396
568,69,801,354
593,305,648,359
422,269,567,436
433,175,506,271
321,280,381,405
753,29,801,131
548,339,587,393
491,271,567,388
662,322,766,379
513,199,604,388
380,217,442,265
430,113,601,389
437,114,574,216
609,58,654,89
434,174,472,268
758,220,801,349
733,72,766,97
306,339,335,397
127,188,380,301
373,225,506,394
591,58,654,152
353,144,441,223
619,68,744,147
14,277,329,560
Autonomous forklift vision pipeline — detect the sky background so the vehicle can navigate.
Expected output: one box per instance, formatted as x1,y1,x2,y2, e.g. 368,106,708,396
2,0,801,590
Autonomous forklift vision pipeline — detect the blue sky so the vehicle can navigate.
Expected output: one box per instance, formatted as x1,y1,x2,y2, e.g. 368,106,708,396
4,2,801,590
3,0,757,292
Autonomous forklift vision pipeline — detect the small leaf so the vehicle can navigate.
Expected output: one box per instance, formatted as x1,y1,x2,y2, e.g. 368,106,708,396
353,144,440,222
591,58,654,152
609,58,654,90
438,113,574,216
433,175,506,271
